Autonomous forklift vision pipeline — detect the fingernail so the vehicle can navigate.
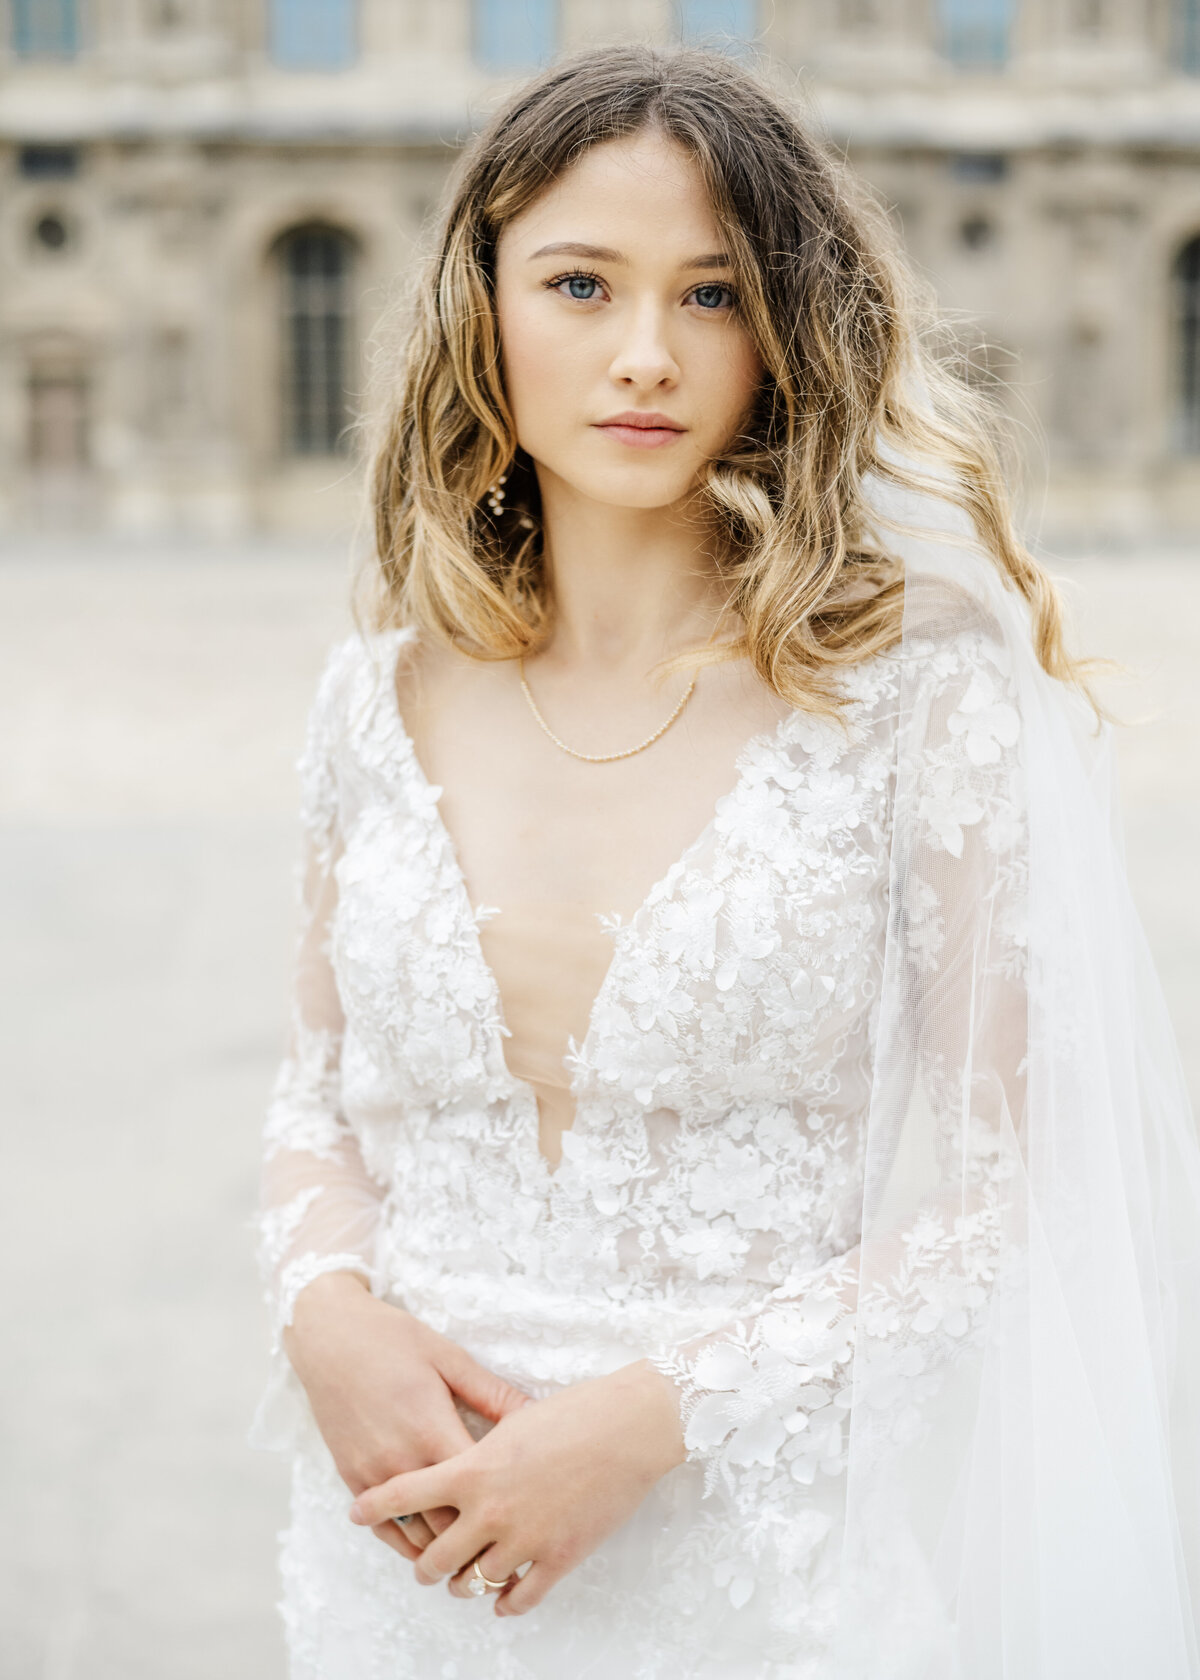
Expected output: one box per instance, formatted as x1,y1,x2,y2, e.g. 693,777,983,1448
348,1500,366,1524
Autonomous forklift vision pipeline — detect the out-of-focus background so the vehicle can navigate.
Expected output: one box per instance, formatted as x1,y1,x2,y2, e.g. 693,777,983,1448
1,4,1198,1677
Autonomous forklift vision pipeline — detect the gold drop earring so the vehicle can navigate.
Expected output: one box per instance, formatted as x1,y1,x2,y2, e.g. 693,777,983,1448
486,473,508,514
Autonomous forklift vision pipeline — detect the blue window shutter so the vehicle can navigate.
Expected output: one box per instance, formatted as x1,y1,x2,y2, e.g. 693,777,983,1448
269,0,357,70
472,0,557,70
1176,0,1200,73
677,0,756,46
12,0,79,57
939,0,1012,68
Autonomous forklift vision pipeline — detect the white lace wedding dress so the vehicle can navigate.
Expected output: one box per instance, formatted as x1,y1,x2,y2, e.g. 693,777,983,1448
250,620,1029,1679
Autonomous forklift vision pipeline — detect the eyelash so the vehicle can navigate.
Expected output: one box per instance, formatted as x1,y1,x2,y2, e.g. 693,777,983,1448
544,266,604,294
543,269,736,311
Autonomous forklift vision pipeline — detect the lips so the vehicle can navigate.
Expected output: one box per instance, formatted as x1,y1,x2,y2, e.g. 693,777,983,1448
593,411,686,449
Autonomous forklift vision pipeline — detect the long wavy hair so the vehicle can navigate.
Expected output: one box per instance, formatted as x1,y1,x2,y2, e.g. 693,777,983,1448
357,44,1083,709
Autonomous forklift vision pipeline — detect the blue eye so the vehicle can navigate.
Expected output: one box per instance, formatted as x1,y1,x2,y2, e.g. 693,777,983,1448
693,283,733,310
553,273,600,300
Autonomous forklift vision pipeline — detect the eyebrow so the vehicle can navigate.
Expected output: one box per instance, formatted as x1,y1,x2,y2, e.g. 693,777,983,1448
527,241,732,270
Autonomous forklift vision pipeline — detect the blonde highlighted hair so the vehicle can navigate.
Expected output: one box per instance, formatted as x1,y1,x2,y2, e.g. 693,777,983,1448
357,44,1083,710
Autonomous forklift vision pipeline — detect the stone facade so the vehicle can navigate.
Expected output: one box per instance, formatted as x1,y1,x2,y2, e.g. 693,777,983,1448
4,0,1200,542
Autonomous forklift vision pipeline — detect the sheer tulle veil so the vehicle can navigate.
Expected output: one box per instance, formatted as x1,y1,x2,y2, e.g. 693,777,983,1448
837,458,1200,1677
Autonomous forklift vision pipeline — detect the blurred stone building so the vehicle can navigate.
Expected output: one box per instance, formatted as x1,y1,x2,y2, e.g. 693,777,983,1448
4,0,1200,542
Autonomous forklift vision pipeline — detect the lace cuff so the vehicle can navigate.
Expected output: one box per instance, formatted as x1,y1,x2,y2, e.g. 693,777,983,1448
650,1260,857,1501
250,639,387,1451
271,1251,375,1357
651,1167,1011,1508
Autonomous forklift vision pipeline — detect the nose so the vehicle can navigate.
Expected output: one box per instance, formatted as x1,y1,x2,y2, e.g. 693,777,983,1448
607,293,679,392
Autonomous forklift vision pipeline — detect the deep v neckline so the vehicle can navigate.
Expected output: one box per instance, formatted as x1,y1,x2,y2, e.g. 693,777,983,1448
370,625,797,1169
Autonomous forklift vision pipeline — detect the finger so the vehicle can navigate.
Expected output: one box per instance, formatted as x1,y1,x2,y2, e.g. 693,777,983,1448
370,1521,423,1563
425,1397,477,1458
413,1515,492,1587
495,1560,556,1617
437,1344,532,1423
349,1461,458,1529
387,1512,436,1549
446,1543,524,1600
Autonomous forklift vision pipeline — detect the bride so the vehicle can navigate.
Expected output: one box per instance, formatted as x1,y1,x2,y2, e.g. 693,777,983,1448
250,44,1200,1680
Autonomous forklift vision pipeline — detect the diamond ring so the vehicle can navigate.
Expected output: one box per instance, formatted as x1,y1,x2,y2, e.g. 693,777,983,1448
468,1557,510,1596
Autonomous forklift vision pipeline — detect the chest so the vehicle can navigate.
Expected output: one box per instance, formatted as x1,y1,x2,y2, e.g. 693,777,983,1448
332,649,900,1122
400,655,795,925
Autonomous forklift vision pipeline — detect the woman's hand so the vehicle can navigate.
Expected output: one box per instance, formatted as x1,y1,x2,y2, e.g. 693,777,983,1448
283,1272,531,1564
347,1358,687,1615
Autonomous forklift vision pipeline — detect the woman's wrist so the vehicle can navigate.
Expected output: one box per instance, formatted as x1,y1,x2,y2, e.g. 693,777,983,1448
610,1358,688,1479
283,1269,375,1365
293,1267,371,1312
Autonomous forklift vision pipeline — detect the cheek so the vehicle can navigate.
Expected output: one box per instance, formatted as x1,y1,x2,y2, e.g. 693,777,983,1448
695,334,763,440
497,307,539,422
498,300,578,438
722,330,765,405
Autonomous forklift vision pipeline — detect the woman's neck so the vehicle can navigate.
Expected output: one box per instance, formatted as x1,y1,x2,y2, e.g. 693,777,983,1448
535,472,730,676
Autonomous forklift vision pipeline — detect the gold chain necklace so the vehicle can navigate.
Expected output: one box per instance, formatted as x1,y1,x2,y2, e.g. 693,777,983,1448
517,656,698,764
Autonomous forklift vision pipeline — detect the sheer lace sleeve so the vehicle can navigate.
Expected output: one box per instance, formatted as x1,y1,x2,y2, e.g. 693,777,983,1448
651,625,1027,1512
254,648,386,1372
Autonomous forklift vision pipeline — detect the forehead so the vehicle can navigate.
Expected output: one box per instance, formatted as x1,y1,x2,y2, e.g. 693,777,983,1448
498,130,725,264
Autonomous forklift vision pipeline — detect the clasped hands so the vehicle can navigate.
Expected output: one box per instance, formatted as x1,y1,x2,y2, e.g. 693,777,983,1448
284,1273,686,1618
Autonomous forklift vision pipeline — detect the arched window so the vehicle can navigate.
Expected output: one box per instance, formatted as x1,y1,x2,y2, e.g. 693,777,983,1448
25,335,92,523
1175,235,1200,451
28,363,88,469
277,225,357,457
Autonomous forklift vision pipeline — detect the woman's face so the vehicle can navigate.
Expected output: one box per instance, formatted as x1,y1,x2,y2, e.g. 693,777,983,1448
493,129,764,513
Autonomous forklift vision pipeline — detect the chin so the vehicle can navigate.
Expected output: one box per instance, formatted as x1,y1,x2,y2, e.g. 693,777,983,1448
571,470,696,512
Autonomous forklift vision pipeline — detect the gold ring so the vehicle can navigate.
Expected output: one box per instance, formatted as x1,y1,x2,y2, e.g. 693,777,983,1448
467,1557,510,1596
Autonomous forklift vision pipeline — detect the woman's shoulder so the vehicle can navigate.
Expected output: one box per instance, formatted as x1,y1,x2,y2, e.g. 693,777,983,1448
307,622,417,729
296,624,423,824
829,575,1016,712
827,609,1023,768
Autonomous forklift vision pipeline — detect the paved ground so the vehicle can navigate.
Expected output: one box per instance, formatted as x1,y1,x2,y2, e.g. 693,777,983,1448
1,536,1197,1679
